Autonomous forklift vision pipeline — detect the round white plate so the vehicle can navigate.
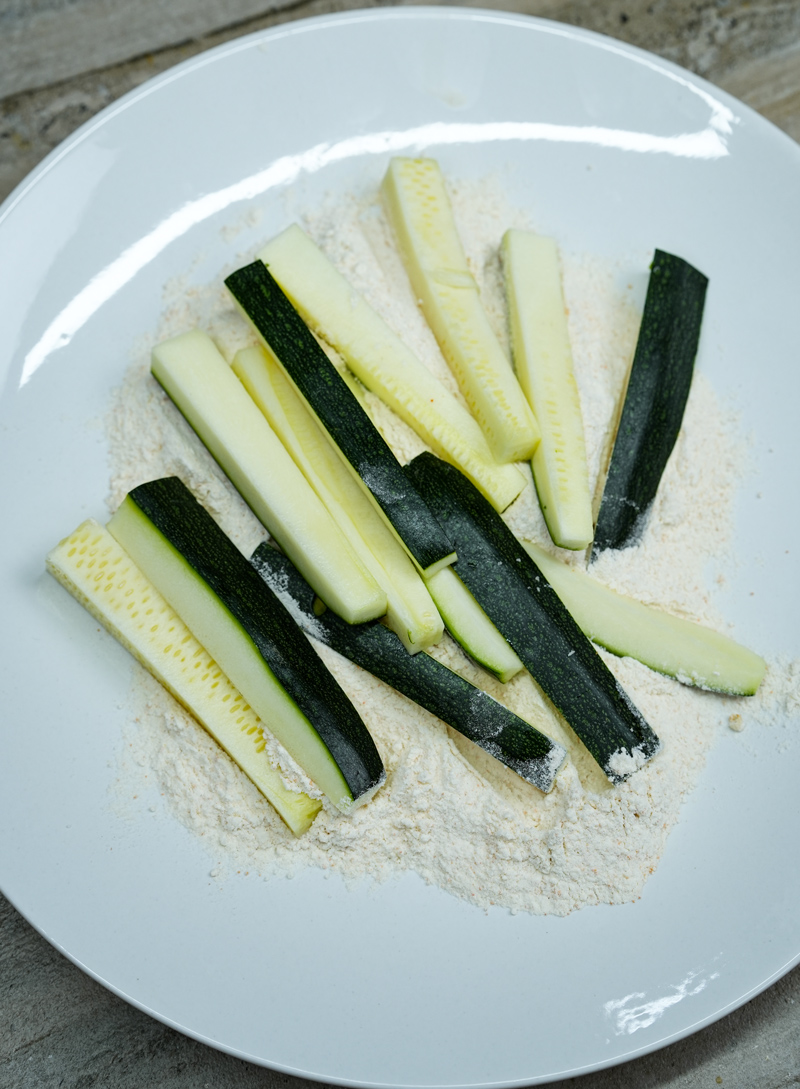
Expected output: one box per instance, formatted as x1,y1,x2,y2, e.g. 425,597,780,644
1,9,798,1086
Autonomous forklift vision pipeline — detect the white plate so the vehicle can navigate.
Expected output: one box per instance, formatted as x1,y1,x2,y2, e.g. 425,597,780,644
1,9,798,1086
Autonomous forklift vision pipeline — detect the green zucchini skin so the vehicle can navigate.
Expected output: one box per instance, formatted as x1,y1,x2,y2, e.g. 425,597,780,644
593,250,708,556
250,543,568,794
225,261,456,575
123,477,385,801
405,453,660,783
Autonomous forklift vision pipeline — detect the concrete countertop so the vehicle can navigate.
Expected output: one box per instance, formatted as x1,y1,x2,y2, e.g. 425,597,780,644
1,2,799,1086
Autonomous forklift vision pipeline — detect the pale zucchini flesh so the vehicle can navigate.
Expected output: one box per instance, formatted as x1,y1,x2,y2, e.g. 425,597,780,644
381,157,540,464
151,328,386,625
46,520,321,835
502,230,593,550
521,540,766,695
108,482,386,812
233,344,444,654
259,224,526,512
424,565,524,684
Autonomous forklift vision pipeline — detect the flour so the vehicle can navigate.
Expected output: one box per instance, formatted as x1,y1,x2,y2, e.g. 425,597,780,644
108,174,778,916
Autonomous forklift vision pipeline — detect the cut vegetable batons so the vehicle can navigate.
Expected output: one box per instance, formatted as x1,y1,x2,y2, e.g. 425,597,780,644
108,477,386,813
592,250,708,557
521,539,766,696
46,520,322,835
381,157,540,464
502,230,593,550
151,328,386,625
233,344,443,654
258,224,525,513
252,544,567,794
225,262,456,578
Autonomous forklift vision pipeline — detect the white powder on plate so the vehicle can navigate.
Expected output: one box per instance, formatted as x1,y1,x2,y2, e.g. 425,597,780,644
107,174,787,916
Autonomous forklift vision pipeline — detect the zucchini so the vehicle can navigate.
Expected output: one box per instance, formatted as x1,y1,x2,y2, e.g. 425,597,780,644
225,261,456,577
258,224,526,512
250,544,567,794
424,565,524,684
233,344,443,654
405,453,661,784
381,157,540,464
107,477,386,812
501,230,593,550
46,520,321,835
151,328,386,625
521,539,766,695
593,250,708,556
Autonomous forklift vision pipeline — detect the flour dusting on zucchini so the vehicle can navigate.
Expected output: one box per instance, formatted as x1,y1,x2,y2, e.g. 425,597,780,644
100,173,763,916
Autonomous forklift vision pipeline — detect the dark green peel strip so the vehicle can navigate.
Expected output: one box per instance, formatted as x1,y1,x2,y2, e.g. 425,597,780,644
405,453,660,783
250,543,567,794
225,261,456,574
593,249,708,556
127,477,384,798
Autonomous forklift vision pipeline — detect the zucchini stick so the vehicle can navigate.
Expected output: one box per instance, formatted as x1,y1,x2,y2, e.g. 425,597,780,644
521,539,765,695
593,250,708,556
47,520,322,835
382,157,540,463
406,452,661,784
502,230,593,550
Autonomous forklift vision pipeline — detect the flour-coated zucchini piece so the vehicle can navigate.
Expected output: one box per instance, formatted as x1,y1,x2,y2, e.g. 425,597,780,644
47,520,321,835
502,230,593,550
107,477,386,812
424,565,524,683
381,157,540,464
406,453,660,784
259,224,526,512
593,250,708,556
521,539,765,695
225,262,456,577
233,344,443,654
251,544,567,794
151,328,385,625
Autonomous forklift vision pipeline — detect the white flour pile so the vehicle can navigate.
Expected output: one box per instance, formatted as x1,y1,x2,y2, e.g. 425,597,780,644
108,176,777,916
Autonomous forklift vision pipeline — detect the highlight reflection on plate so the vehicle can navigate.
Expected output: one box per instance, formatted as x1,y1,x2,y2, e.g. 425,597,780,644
1,9,798,1086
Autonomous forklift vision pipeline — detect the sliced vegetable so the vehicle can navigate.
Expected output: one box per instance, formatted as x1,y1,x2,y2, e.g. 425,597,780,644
501,229,593,550
592,250,708,556
47,520,321,835
225,261,456,577
424,565,524,684
107,477,386,812
233,344,443,654
521,539,766,695
258,224,526,512
151,328,385,625
381,157,540,464
405,453,660,784
251,544,567,794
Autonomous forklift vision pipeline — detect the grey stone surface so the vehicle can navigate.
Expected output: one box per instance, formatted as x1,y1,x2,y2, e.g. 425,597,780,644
0,0,296,98
3,0,800,101
1,1,800,1086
